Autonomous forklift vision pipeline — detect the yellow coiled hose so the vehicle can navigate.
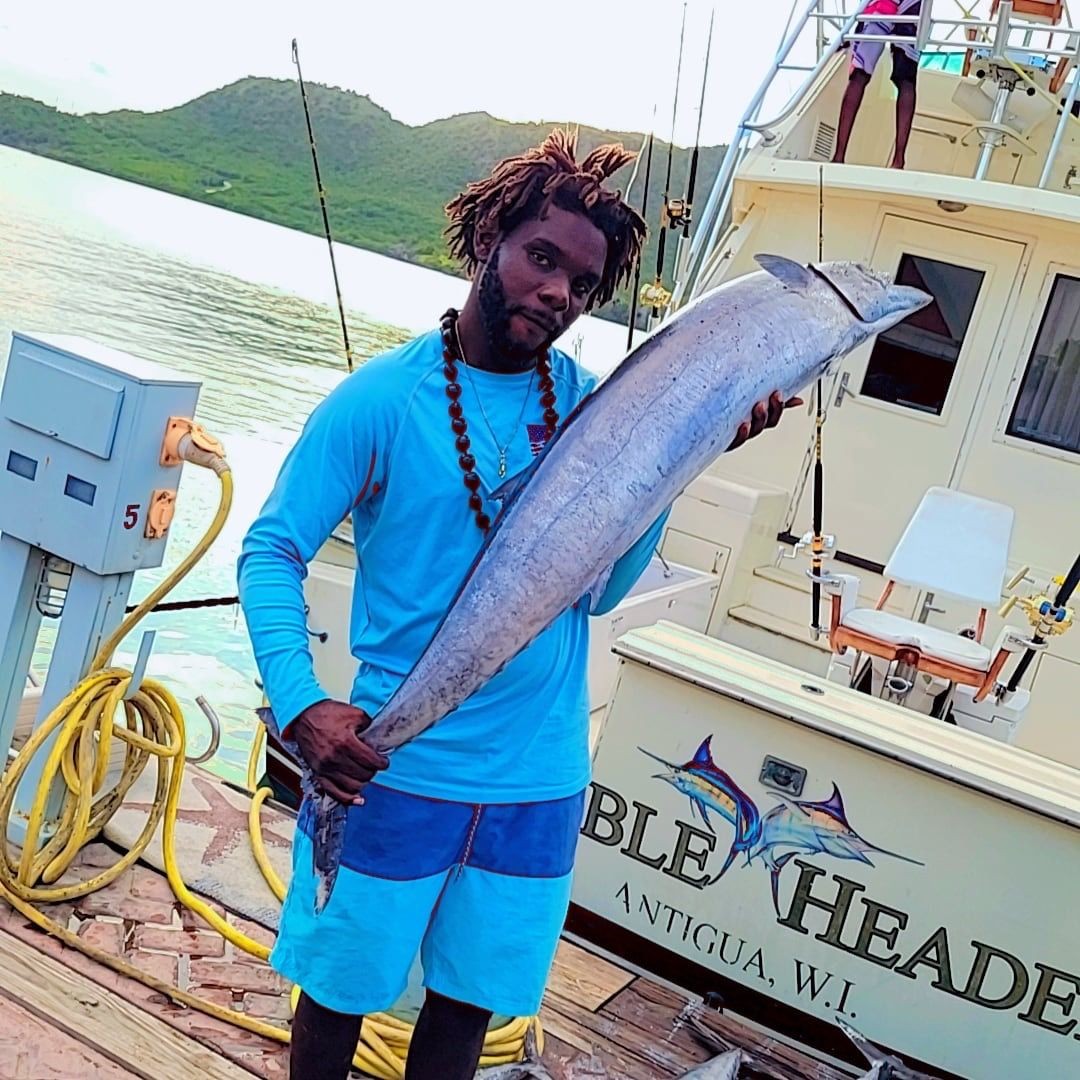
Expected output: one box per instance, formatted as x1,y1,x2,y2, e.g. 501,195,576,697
0,440,540,1078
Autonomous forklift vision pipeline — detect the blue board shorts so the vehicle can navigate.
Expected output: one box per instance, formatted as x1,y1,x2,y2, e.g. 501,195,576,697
270,782,586,1018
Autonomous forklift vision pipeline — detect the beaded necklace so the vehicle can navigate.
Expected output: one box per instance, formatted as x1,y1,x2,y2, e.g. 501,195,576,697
439,308,559,533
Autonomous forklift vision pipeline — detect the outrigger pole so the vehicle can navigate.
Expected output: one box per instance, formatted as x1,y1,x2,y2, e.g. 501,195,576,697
292,38,354,372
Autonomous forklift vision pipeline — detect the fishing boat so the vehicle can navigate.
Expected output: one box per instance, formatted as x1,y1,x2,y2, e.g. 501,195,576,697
575,2,1080,1077
1,1,1078,1077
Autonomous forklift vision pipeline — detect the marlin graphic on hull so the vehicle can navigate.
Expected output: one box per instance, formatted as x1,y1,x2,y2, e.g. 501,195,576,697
748,784,923,915
640,737,762,879
640,738,921,909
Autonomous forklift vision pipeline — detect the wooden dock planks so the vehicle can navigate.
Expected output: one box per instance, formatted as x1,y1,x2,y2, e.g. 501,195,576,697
548,939,636,1011
0,928,255,1080
0,993,140,1079
543,939,854,1079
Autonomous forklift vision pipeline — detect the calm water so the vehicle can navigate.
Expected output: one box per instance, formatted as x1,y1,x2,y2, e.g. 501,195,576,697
0,146,628,783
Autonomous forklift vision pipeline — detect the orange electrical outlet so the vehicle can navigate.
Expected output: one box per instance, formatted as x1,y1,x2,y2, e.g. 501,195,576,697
145,489,177,539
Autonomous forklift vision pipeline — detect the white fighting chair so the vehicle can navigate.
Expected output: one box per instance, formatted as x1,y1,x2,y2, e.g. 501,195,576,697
827,487,1015,706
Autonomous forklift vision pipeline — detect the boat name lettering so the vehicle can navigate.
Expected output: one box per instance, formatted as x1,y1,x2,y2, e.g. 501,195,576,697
582,782,1080,1041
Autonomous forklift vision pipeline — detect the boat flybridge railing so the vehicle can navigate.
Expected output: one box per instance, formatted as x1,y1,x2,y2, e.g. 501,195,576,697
674,0,1080,307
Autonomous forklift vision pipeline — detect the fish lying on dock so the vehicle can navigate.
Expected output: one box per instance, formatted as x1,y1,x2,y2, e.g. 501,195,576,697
267,255,930,913
475,1024,553,1079
676,1049,746,1079
838,1019,937,1080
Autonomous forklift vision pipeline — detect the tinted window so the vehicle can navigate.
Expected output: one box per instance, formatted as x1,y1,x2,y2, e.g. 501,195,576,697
860,254,984,415
1007,274,1080,455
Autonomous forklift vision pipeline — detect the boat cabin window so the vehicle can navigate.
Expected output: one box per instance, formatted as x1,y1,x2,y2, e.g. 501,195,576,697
1007,274,1080,455
860,254,984,415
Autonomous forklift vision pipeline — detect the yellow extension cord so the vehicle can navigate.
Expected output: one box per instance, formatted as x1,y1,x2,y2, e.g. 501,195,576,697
0,450,540,1078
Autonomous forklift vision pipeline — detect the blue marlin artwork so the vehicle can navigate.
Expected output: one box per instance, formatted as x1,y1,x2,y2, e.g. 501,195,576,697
747,784,923,915
639,737,762,879
641,737,921,911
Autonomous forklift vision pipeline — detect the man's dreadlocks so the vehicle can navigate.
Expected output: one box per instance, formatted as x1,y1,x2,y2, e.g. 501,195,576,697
445,129,647,311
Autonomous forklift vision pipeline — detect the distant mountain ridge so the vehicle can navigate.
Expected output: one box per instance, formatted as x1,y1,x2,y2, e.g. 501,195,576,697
0,78,725,325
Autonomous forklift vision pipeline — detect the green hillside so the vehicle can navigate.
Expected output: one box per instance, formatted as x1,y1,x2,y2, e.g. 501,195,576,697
0,78,726,326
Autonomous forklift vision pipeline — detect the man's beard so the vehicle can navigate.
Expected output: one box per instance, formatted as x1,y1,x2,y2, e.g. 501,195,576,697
477,247,555,369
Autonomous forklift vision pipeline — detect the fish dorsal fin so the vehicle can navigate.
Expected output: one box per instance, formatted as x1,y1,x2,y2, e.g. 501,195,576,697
691,736,715,770
819,783,847,820
755,254,814,292
802,783,847,821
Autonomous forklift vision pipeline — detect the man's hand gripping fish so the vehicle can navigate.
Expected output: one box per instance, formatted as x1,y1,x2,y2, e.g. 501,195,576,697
263,254,930,913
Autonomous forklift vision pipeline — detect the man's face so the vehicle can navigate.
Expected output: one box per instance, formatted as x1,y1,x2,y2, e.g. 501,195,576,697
476,205,608,361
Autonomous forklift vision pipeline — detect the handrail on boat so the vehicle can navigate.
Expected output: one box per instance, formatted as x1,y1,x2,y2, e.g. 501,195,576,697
674,0,847,304
675,0,1080,307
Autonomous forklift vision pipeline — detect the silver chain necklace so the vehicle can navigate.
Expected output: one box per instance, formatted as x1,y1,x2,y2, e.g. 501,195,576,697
456,339,536,478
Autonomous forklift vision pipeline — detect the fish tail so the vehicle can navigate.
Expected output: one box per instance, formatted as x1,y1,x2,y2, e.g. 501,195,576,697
769,852,800,917
769,867,783,918
310,794,347,915
257,708,347,914
314,871,333,914
712,842,739,883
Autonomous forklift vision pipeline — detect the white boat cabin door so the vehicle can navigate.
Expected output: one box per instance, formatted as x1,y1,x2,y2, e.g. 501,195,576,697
791,216,1025,568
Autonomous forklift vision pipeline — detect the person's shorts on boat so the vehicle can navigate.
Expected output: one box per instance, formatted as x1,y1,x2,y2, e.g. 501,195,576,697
848,0,921,86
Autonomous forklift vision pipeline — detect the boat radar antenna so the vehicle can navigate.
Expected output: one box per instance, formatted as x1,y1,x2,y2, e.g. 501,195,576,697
292,38,354,373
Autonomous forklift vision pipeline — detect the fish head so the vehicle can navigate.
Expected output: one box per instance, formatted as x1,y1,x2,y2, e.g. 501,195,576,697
639,746,683,787
749,254,931,383
816,260,931,348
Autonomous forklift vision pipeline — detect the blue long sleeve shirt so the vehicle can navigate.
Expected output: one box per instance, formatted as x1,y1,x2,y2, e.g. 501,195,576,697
238,329,668,803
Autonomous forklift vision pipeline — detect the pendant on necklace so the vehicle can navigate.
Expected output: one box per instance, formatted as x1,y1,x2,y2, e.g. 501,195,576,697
498,451,507,478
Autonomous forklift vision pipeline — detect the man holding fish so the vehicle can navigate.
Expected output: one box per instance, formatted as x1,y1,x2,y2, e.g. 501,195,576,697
239,130,804,1079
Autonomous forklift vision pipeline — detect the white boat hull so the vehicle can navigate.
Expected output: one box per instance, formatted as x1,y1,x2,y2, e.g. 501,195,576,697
572,622,1080,1079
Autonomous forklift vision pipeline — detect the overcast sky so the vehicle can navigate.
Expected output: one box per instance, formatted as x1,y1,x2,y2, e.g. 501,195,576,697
0,1,821,148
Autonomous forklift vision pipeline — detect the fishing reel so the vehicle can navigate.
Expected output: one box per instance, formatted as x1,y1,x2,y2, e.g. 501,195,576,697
999,566,1075,639
639,280,672,312
779,530,837,576
664,197,691,232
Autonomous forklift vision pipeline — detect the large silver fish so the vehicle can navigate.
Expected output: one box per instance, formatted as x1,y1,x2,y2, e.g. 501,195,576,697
277,255,930,912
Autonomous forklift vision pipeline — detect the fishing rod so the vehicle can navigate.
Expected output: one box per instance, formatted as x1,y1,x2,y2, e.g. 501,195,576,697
810,166,827,639
670,5,715,294
626,119,655,352
1003,551,1079,694
645,1,688,322
292,38,354,372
